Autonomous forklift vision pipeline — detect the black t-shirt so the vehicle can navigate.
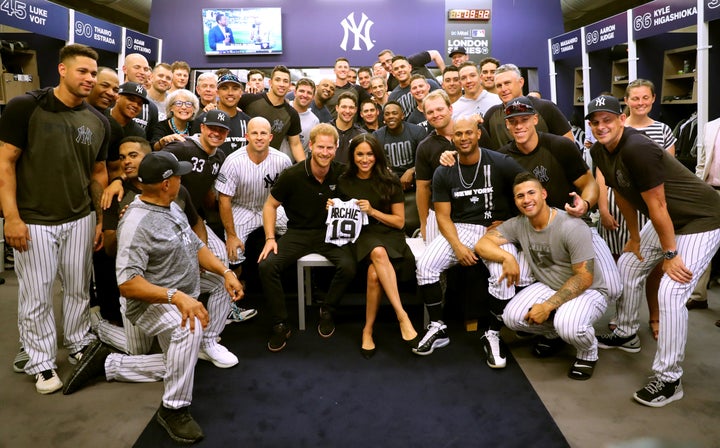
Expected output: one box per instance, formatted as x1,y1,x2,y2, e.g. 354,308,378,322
500,132,588,209
105,112,146,162
373,123,428,176
332,123,367,164
388,79,440,119
310,101,333,123
387,51,435,91
591,127,720,234
325,82,372,120
484,97,571,150
192,110,250,155
238,93,301,145
271,159,346,230
164,137,226,217
415,131,454,182
132,101,159,141
432,148,525,226
0,87,110,224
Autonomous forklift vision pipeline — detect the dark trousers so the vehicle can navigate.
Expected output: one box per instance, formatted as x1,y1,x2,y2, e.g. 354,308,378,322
91,250,121,323
259,229,356,325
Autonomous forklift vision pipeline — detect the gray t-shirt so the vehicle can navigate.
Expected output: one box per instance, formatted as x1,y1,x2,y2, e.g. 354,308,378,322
497,209,607,296
115,197,204,323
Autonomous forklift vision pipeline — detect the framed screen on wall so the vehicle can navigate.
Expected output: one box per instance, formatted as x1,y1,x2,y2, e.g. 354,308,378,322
202,7,282,55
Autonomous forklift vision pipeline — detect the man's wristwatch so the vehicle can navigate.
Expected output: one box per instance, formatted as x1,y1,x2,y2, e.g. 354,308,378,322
663,250,678,260
167,288,178,304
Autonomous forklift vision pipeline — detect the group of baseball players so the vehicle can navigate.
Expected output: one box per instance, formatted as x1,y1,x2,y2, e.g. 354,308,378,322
2,42,718,444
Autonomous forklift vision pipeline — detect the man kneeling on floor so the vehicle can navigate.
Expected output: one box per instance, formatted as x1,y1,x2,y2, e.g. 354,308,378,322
475,172,608,380
63,152,243,444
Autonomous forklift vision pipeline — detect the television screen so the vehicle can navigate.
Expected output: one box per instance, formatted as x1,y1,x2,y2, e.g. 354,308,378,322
202,7,282,56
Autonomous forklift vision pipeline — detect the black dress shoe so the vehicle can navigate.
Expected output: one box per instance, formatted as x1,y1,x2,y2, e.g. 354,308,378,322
360,347,376,359
715,319,720,328
686,299,709,310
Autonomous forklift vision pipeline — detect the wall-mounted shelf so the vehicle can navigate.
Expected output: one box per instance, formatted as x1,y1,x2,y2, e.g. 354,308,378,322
611,58,628,103
573,67,584,106
0,49,39,105
661,45,697,105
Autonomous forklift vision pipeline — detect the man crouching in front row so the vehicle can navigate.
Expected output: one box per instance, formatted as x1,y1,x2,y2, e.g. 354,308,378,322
476,172,609,380
62,152,244,444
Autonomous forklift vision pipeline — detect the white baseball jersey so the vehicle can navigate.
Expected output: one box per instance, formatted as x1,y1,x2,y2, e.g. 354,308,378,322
214,146,293,244
325,198,368,246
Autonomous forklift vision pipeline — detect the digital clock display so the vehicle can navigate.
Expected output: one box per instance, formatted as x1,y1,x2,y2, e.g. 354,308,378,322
448,9,491,21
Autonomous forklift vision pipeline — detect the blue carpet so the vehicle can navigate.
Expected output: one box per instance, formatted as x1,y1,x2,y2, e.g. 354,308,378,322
133,301,569,447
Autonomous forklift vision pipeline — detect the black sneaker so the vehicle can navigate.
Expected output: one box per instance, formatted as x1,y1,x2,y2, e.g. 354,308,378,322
318,308,335,338
63,340,112,395
268,323,291,352
596,332,641,353
156,404,204,444
568,358,597,381
532,336,566,358
633,377,683,407
412,321,449,356
481,330,507,368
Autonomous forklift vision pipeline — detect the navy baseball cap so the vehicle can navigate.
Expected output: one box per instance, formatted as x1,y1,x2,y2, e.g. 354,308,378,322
118,82,149,104
504,96,536,119
138,151,192,184
585,95,622,119
217,72,244,88
449,46,467,57
202,109,231,130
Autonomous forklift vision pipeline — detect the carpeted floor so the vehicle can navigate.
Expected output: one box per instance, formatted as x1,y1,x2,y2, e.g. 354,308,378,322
133,302,569,447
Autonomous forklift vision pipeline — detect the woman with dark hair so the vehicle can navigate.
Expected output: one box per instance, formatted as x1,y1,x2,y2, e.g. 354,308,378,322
334,134,418,358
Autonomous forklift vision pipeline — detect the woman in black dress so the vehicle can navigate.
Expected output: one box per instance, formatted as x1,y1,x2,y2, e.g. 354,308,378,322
337,134,418,358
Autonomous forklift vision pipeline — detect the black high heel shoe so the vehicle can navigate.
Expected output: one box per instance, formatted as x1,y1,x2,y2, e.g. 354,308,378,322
403,335,419,348
360,346,376,359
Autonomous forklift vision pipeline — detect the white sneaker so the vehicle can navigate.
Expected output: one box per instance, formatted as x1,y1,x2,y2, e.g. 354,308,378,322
481,330,507,369
36,369,63,394
198,343,238,368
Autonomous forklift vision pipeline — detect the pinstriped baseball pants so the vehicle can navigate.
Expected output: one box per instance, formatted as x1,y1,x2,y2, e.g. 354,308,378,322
16,214,97,375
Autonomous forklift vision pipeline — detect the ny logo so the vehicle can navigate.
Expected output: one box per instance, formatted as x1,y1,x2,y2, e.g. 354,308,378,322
263,173,279,189
340,12,374,51
217,113,226,122
76,125,93,145
135,85,144,94
594,97,606,107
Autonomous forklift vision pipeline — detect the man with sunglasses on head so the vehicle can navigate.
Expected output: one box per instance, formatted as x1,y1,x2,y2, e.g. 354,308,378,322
482,63,573,150
193,71,250,156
